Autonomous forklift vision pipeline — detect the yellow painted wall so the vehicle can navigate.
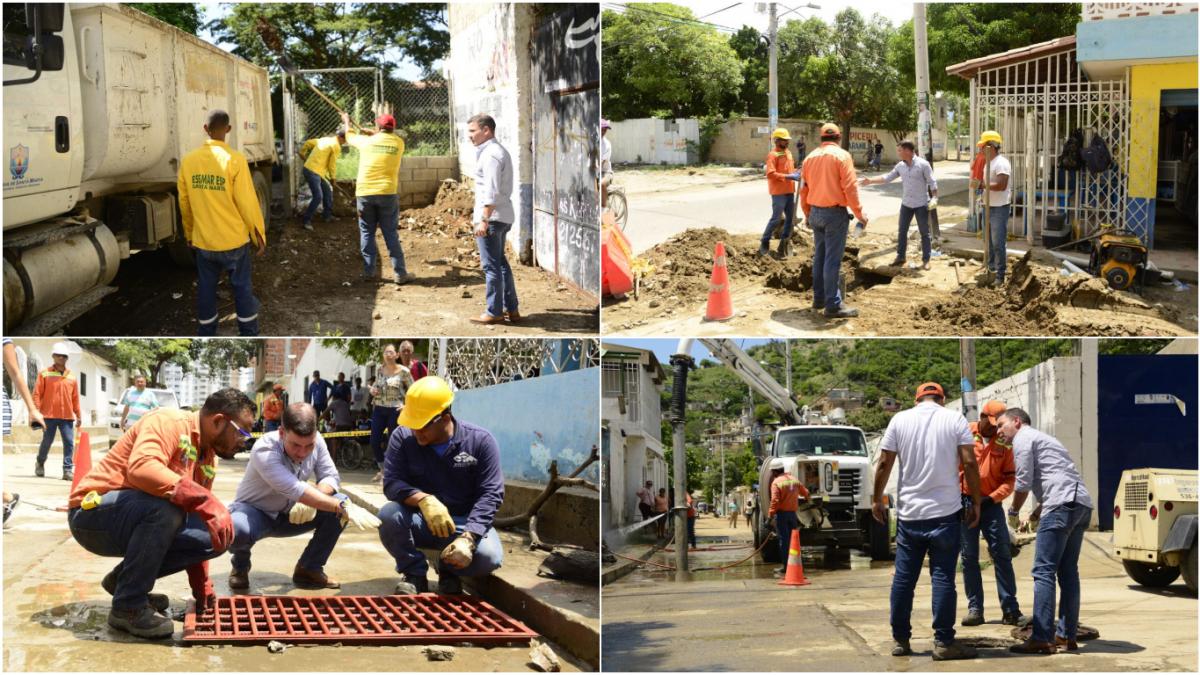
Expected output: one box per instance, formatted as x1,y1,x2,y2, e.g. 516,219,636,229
1129,62,1198,199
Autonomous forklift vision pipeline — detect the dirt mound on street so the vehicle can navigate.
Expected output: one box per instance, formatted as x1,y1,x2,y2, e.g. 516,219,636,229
400,179,476,236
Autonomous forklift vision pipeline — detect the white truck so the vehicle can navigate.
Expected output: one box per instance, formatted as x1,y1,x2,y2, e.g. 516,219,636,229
3,3,274,334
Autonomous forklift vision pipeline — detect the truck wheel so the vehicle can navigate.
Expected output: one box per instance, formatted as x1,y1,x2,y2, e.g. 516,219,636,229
253,168,272,231
1182,542,1198,594
869,510,892,561
1123,559,1181,587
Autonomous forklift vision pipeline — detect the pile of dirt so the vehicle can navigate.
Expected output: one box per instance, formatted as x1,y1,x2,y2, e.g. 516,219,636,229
400,179,481,269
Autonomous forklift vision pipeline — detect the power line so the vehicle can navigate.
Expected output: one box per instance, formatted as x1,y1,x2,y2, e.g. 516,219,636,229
603,2,742,34
696,2,743,22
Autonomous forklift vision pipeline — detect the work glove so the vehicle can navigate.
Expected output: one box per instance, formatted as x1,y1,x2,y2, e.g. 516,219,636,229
186,561,216,613
340,500,382,530
929,196,939,210
169,476,234,553
288,502,317,525
786,171,800,181
442,533,476,570
418,495,456,538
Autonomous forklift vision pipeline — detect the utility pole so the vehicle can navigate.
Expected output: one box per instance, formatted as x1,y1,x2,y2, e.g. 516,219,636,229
913,3,940,241
959,338,978,422
669,348,694,580
782,339,793,397
719,421,726,521
768,2,779,132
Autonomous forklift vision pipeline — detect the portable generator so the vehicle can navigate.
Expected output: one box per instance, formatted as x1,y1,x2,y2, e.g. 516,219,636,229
1088,231,1147,291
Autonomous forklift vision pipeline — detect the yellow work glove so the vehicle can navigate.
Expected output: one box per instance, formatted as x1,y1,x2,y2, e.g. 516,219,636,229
340,502,382,530
442,534,475,570
289,502,317,525
418,495,455,538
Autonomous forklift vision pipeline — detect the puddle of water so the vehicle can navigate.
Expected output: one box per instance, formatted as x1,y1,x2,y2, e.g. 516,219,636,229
627,545,893,583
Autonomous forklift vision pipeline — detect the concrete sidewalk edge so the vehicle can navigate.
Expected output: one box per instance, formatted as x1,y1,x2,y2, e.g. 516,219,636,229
602,541,665,586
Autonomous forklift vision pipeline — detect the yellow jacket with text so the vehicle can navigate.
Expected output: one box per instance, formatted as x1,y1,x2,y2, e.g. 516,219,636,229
345,130,405,196
300,137,340,181
177,140,265,252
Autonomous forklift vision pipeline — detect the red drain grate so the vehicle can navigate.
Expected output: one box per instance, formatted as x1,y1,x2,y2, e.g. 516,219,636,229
182,594,538,645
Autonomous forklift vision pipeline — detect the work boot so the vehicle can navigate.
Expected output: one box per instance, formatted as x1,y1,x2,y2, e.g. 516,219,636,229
228,568,250,590
776,238,790,259
1001,611,1027,626
961,610,984,626
394,272,415,286
891,640,912,656
302,222,314,232
34,461,44,478
436,573,464,596
103,570,170,613
811,302,825,312
1009,639,1057,655
292,565,340,589
824,305,859,319
3,493,18,524
1055,635,1079,651
888,257,906,267
394,573,430,595
932,641,978,660
757,242,770,257
772,566,786,577
62,469,72,481
107,606,175,639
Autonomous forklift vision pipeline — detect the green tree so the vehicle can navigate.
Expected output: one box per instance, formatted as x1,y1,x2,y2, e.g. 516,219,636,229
191,340,260,380
601,4,743,119
129,3,202,34
78,339,193,387
319,338,433,366
728,26,767,117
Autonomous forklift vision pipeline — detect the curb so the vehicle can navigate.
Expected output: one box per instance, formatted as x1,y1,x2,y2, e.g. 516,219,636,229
602,542,665,586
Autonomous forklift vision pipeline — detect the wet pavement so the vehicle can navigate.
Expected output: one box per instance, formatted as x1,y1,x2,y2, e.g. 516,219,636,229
2,450,585,671
602,513,1198,671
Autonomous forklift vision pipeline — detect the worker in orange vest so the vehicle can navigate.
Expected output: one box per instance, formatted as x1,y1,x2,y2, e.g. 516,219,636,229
262,383,285,433
32,342,82,480
800,123,868,318
767,457,810,575
759,128,802,259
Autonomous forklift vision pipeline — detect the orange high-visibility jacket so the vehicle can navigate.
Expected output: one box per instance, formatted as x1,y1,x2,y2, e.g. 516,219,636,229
769,472,810,516
960,421,1017,502
33,367,81,421
262,394,284,422
765,149,796,196
800,141,864,221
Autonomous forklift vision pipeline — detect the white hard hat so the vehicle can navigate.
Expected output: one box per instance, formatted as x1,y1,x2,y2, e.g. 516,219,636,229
768,458,785,471
51,341,74,357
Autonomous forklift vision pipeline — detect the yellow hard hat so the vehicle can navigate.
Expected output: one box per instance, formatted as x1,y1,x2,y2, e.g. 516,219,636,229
397,375,455,429
977,130,1003,147
771,128,791,140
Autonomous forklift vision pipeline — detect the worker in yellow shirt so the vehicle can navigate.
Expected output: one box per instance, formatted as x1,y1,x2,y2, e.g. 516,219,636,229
298,129,347,231
177,109,267,336
341,111,412,285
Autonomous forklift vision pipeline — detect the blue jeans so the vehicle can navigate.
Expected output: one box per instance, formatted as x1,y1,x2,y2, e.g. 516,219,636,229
897,204,931,262
1030,502,1091,644
377,502,503,578
686,515,697,548
809,206,850,309
891,512,961,645
68,489,221,611
358,195,407,277
228,500,346,573
960,497,1020,616
195,244,259,336
775,510,799,564
370,405,399,469
264,420,280,433
303,167,334,225
987,204,1010,281
37,418,74,472
761,194,795,245
476,221,519,318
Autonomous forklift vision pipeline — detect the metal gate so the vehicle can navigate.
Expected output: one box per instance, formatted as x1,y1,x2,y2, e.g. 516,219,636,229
968,44,1133,244
531,4,600,297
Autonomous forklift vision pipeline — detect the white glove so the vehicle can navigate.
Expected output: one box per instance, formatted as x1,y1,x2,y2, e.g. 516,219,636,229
929,196,939,210
288,502,317,524
340,501,382,530
441,534,475,569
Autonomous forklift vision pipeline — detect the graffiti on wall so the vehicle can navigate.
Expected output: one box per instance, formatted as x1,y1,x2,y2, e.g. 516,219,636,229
454,6,514,92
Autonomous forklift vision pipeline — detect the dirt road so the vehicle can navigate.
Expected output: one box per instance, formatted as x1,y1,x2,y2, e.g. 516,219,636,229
64,183,598,337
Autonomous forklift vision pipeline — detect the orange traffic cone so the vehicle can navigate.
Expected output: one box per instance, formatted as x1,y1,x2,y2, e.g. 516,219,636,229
704,242,734,321
70,430,92,494
778,528,811,586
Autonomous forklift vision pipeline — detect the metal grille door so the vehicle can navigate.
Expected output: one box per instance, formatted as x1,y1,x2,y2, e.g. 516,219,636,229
183,595,537,645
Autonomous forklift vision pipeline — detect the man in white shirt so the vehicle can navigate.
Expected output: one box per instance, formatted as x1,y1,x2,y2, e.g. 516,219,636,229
873,382,983,661
971,131,1011,285
466,113,519,326
600,119,613,207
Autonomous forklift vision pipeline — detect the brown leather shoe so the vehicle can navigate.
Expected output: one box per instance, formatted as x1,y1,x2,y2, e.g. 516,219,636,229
229,568,250,590
504,311,522,322
469,313,505,325
1055,636,1079,651
292,565,340,589
1009,639,1057,655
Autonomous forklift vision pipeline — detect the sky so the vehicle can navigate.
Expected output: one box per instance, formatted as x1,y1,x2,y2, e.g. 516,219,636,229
606,0,919,33
605,338,777,365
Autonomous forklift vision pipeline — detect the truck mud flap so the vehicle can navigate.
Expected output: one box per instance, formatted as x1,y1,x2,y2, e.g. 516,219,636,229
1163,514,1197,554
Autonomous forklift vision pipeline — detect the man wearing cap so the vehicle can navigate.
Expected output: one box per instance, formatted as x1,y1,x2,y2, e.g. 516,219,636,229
996,407,1094,655
377,376,505,595
67,388,254,639
298,128,348,231
262,384,285,433
226,403,380,592
466,113,519,325
873,382,982,660
177,109,267,336
959,400,1025,628
33,342,82,480
759,128,803,258
800,123,868,319
340,111,412,285
860,141,939,270
971,131,1010,285
767,457,809,576
600,119,613,207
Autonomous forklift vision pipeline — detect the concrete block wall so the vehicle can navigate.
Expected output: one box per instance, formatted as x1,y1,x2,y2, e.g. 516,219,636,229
399,155,459,208
708,117,949,166
609,118,700,165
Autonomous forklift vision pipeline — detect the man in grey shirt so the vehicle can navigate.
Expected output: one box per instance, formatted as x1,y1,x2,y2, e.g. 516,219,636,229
467,113,518,325
997,407,1094,655
861,140,939,269
227,403,378,590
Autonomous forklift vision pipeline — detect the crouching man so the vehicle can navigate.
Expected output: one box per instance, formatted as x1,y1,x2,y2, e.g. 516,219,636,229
67,388,254,639
227,402,379,591
378,376,504,595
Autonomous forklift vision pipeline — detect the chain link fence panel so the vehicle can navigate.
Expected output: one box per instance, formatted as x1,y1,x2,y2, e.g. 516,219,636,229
429,339,599,391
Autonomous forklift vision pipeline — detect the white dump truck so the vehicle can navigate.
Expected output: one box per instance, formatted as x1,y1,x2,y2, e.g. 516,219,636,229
3,3,274,334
